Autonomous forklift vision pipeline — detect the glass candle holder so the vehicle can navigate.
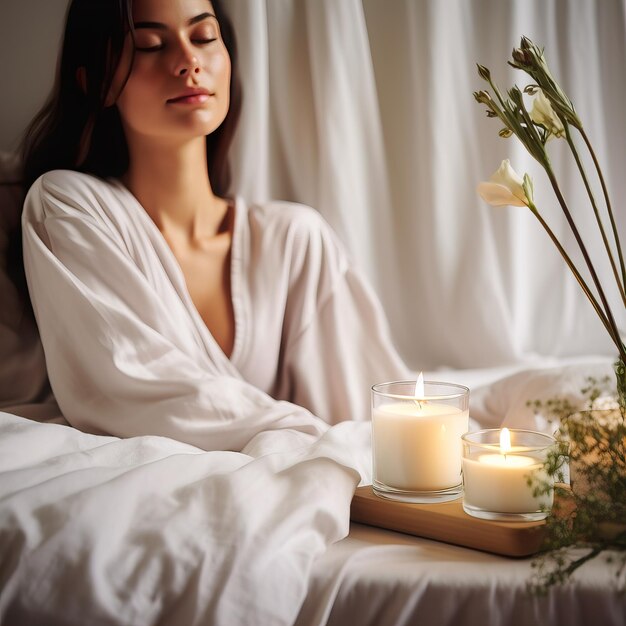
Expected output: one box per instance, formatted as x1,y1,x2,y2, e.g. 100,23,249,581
462,428,556,521
371,380,469,503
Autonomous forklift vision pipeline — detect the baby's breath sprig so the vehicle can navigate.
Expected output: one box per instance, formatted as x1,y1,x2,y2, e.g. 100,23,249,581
526,378,626,593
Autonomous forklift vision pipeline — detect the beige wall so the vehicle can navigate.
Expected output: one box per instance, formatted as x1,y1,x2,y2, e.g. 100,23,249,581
0,0,69,152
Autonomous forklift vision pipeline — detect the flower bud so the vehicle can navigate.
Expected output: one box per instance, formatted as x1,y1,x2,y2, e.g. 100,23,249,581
520,36,533,49
477,64,491,81
508,86,524,106
522,173,534,203
512,47,533,67
473,90,491,105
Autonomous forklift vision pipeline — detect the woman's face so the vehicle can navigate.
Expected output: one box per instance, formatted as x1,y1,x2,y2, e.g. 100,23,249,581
112,0,231,145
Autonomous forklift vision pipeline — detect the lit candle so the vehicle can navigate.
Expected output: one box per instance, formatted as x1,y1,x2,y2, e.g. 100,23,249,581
462,428,554,518
372,375,469,496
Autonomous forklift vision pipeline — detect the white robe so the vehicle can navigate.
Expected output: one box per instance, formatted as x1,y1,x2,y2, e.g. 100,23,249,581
22,170,409,452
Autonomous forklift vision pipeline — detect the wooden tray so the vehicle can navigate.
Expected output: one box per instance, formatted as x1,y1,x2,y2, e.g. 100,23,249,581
350,485,546,557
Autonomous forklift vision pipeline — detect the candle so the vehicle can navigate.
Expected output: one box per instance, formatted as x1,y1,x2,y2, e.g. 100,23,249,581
371,377,469,502
462,428,555,520
373,402,469,491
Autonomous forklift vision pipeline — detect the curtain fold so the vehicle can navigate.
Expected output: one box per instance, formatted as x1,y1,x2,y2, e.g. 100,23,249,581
230,0,626,370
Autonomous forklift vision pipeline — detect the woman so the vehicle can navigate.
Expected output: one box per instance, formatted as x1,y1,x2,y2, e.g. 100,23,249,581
21,0,410,451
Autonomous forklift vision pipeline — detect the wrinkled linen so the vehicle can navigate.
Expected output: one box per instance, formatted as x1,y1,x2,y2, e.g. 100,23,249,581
22,170,409,450
0,411,371,625
299,523,626,626
468,357,618,431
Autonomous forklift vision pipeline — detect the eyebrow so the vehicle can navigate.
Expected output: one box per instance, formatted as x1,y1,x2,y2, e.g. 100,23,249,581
134,12,216,30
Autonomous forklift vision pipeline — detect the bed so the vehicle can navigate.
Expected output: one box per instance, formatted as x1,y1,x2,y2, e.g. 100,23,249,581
2,356,624,626
2,151,624,624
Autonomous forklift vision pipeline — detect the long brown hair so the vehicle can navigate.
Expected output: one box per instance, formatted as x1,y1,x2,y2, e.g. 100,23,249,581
21,0,242,195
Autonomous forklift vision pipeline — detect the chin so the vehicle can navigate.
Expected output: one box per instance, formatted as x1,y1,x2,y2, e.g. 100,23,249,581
126,111,227,145
177,111,227,136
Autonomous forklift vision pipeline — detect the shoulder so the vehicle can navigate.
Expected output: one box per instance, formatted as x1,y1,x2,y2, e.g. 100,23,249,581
244,198,350,282
29,169,112,199
246,199,343,252
23,170,123,224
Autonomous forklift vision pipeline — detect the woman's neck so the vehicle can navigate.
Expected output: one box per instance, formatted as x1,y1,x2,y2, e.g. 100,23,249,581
122,137,228,241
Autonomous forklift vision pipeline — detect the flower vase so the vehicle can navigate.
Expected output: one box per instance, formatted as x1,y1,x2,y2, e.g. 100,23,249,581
562,406,625,546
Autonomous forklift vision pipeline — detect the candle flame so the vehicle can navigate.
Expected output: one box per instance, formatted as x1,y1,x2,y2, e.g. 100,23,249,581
414,372,425,399
500,427,511,455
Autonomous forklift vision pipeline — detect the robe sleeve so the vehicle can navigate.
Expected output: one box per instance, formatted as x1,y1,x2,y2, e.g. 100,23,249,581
276,207,412,424
22,172,327,451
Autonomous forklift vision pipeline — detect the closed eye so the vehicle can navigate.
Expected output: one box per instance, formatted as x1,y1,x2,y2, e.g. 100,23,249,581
135,44,165,52
135,38,216,52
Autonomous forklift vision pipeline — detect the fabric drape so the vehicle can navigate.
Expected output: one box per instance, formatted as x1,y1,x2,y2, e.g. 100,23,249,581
227,0,626,370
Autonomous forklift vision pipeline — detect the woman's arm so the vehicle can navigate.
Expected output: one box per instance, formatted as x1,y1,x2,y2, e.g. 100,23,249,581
275,206,412,424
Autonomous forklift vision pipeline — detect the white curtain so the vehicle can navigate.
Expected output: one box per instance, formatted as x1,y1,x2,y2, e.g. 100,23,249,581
228,0,626,371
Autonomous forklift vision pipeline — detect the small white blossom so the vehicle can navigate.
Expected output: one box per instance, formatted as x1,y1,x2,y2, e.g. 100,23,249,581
477,159,531,207
530,90,565,139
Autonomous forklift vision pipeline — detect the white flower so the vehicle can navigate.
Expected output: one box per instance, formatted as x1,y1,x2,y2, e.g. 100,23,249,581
530,90,565,138
477,159,531,207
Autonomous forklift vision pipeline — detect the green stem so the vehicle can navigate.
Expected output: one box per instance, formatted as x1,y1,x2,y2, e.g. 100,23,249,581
528,201,616,344
563,545,604,577
515,96,548,163
537,173,626,362
484,98,514,137
486,77,509,111
579,126,626,296
564,125,626,307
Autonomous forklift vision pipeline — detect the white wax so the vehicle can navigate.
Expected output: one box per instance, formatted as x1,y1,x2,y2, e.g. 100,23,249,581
372,402,469,491
463,453,553,513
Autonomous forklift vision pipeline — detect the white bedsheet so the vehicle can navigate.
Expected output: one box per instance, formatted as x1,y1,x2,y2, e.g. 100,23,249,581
1,357,622,625
298,524,626,626
0,413,371,626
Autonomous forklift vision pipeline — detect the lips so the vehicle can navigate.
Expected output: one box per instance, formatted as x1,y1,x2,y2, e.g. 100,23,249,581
167,88,213,104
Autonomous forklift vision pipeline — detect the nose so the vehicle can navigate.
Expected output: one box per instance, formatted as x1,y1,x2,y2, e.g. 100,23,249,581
175,56,201,77
173,42,201,77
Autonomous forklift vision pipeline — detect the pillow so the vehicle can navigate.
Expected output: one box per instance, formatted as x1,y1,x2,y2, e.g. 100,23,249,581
0,151,53,410
469,357,616,432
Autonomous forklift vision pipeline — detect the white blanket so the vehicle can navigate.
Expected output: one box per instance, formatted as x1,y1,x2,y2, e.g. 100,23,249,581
1,358,620,625
0,412,371,626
